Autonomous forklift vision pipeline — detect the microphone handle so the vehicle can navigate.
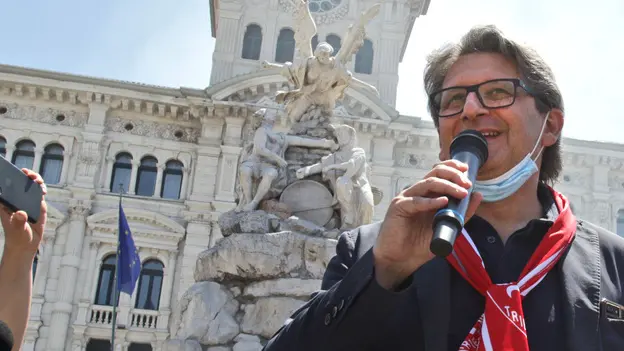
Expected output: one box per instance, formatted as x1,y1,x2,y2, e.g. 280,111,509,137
430,151,481,257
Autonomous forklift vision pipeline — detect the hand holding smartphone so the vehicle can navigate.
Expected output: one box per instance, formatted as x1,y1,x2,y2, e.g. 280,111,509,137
0,156,44,224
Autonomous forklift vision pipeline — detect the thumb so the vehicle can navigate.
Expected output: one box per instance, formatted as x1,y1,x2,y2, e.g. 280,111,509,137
9,210,28,230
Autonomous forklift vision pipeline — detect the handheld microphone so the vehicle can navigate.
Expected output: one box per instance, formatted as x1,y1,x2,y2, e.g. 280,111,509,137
430,130,488,257
0,320,14,351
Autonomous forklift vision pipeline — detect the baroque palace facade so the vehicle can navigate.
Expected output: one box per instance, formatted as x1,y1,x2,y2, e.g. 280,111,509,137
0,0,623,350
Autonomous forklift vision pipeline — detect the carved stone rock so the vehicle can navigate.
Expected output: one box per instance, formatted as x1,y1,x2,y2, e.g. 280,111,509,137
218,210,282,237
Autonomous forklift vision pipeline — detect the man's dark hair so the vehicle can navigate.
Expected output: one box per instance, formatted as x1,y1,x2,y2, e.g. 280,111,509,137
423,25,564,184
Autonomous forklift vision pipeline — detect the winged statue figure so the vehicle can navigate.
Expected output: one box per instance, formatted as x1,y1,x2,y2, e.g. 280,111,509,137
262,0,381,123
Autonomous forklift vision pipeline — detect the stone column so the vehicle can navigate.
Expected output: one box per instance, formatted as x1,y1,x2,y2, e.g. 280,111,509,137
128,160,140,195
73,103,109,188
33,147,43,172
180,167,190,200
76,241,99,325
153,163,165,198
59,151,71,186
46,199,91,351
175,222,210,301
210,3,243,84
157,250,177,330
102,156,116,191
4,145,14,162
215,145,242,202
370,137,397,220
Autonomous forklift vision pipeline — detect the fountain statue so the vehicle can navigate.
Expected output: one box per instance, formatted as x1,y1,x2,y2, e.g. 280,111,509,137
164,2,384,351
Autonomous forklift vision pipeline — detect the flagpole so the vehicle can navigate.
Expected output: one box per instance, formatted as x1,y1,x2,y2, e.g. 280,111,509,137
110,184,123,351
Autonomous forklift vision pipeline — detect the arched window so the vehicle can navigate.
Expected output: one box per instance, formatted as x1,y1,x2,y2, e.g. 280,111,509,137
85,339,111,351
94,255,119,306
326,34,341,56
12,140,36,170
312,34,319,51
161,160,184,199
0,137,6,158
135,260,164,310
110,153,132,193
128,343,152,351
355,39,374,74
275,28,295,63
617,209,624,237
242,24,262,60
40,143,64,185
135,156,158,197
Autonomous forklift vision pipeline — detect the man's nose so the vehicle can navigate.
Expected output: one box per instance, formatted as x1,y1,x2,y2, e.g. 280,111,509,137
461,92,487,121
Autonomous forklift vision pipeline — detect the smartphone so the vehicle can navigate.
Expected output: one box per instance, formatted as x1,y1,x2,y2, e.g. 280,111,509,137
0,156,43,223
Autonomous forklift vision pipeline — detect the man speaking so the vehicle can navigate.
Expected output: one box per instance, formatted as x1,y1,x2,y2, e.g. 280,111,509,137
262,25,624,350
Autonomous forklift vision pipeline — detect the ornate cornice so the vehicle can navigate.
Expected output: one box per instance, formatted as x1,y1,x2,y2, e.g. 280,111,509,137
86,208,186,249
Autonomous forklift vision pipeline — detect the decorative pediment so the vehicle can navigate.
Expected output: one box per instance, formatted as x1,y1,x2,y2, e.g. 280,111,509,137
86,208,186,248
205,70,399,123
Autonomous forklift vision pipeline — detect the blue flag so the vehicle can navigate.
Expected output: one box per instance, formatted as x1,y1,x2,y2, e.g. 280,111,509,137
117,204,141,296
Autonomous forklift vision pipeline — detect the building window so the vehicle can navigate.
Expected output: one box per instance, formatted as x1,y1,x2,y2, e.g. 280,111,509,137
0,137,6,158
275,28,295,63
94,255,119,306
617,209,624,237
242,24,262,60
85,339,111,351
355,39,374,74
161,160,184,199
326,34,341,56
110,153,133,193
128,343,152,351
135,260,164,310
12,140,36,170
312,34,319,52
135,156,158,197
39,143,64,185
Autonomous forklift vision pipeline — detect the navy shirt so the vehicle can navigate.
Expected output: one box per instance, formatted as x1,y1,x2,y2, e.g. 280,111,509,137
447,184,565,350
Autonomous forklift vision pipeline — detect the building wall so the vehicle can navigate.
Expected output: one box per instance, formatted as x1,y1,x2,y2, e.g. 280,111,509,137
209,0,428,107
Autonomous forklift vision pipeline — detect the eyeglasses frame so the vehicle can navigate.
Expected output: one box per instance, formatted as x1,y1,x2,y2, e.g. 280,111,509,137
429,78,543,118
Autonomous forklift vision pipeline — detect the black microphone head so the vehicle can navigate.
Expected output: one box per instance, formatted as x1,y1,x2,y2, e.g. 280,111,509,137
450,130,489,167
0,320,14,351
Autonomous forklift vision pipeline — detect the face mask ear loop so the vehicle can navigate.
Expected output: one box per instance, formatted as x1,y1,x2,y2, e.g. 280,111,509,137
530,110,551,161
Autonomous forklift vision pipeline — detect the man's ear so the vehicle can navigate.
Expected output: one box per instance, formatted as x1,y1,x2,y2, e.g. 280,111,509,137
542,108,564,147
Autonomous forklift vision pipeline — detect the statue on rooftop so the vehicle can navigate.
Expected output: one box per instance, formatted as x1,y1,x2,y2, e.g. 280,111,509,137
262,0,381,123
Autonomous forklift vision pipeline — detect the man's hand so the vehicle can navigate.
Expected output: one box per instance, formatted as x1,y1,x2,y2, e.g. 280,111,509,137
0,169,47,260
372,160,482,290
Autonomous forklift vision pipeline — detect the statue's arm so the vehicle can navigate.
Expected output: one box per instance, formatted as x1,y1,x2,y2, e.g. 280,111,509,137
287,135,336,150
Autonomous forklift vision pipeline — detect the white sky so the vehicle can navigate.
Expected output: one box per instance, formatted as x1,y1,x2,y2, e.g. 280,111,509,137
1,0,622,144
398,0,624,144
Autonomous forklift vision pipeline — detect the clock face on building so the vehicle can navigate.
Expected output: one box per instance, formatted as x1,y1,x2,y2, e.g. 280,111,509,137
308,0,342,13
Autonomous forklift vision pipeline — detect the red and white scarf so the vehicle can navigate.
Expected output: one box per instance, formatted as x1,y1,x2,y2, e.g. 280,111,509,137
447,187,577,351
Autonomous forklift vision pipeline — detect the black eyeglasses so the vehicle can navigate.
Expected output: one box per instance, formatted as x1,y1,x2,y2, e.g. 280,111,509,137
429,78,535,118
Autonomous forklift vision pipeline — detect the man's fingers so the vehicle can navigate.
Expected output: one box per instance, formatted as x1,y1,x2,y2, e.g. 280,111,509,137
393,195,448,215
22,168,47,194
404,177,469,199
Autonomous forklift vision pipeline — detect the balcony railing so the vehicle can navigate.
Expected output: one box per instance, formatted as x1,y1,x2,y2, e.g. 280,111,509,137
86,304,169,331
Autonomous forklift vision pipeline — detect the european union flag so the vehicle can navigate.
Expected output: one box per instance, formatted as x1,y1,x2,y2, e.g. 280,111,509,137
117,204,141,296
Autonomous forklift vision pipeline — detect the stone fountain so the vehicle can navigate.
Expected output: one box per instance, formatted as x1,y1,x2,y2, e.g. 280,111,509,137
164,2,382,350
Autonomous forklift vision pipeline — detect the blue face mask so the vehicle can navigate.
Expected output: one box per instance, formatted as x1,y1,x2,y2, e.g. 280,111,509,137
473,111,551,203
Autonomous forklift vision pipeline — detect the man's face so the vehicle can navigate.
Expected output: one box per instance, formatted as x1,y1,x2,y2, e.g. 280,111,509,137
437,52,558,181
